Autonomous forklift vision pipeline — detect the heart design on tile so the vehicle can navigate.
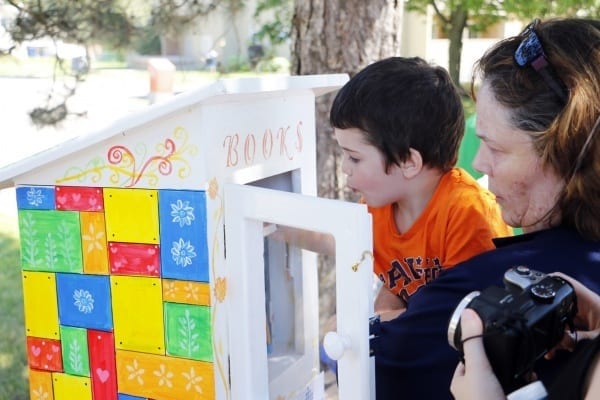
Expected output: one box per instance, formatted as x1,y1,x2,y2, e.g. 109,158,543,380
96,368,110,383
72,193,81,202
147,248,156,255
31,346,41,357
56,195,67,204
89,197,97,206
51,345,60,353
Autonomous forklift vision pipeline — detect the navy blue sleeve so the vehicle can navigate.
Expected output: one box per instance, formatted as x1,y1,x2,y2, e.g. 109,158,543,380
373,266,484,399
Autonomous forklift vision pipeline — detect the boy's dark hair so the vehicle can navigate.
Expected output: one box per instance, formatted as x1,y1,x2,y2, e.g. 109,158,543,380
330,57,465,172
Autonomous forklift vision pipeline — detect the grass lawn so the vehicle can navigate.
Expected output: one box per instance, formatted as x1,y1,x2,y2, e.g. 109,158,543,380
0,212,28,400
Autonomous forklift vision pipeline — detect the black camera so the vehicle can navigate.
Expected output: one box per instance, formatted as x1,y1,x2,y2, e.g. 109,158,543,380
447,266,577,394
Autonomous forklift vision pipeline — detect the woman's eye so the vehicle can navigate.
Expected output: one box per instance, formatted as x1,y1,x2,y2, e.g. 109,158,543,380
348,155,360,163
488,146,502,155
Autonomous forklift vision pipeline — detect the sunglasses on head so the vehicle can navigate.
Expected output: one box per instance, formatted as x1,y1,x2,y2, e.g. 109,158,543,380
514,19,568,103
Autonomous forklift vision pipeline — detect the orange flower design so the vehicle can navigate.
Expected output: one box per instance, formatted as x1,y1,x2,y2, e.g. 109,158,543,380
207,177,219,200
214,277,227,303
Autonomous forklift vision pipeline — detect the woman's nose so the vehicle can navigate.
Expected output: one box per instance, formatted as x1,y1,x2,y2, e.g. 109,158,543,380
472,147,488,176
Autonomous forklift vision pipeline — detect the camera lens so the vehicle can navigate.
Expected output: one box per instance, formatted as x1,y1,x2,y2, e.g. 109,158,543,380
447,291,481,350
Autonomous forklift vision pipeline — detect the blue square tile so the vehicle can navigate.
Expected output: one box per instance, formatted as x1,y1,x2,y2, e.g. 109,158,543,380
159,190,209,282
16,186,55,210
56,273,113,330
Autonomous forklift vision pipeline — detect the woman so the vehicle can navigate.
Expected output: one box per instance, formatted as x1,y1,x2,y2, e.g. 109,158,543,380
372,18,600,399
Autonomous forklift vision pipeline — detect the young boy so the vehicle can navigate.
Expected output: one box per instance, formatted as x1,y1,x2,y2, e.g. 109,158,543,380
329,57,512,319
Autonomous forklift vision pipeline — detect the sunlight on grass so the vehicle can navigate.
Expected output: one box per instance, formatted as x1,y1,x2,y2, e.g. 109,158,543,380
0,352,14,368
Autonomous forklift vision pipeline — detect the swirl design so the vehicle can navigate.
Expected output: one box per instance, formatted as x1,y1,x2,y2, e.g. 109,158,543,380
57,127,197,188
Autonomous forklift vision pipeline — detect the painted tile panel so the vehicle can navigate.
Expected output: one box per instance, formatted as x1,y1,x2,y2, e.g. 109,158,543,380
19,210,83,273
52,373,93,400
162,279,211,306
116,350,215,400
56,273,112,331
29,369,55,400
108,242,161,277
22,271,59,339
88,329,118,400
164,302,212,362
17,185,220,398
159,190,209,282
60,326,90,377
27,337,63,372
80,211,109,274
16,186,55,210
111,275,165,354
104,188,159,244
55,186,104,211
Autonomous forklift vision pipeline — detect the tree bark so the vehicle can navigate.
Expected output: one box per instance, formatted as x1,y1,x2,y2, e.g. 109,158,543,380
290,0,404,327
291,0,403,199
448,6,468,87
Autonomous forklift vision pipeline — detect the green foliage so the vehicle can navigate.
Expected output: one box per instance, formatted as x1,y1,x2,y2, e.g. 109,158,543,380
255,56,290,73
222,54,252,72
253,0,292,46
502,0,600,19
6,0,135,48
406,0,600,34
0,221,28,400
405,0,600,85
150,0,246,36
133,25,162,55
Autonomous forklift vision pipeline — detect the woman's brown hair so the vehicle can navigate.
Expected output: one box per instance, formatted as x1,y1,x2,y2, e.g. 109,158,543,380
472,18,600,240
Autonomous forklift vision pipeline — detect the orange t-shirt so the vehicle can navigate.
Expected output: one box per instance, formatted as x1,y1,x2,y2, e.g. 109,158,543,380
368,168,512,303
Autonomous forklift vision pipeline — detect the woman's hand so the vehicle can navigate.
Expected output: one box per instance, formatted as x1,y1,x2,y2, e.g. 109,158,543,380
545,272,600,359
450,308,505,400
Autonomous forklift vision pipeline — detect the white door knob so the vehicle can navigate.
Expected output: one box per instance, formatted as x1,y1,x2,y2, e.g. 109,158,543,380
323,331,351,360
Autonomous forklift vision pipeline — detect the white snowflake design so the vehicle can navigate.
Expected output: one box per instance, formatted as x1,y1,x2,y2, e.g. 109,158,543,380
73,289,94,314
170,200,195,227
171,238,197,267
26,187,45,207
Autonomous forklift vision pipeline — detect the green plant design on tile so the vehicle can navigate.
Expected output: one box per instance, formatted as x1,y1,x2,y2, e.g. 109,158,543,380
69,340,84,373
57,219,79,267
165,302,212,362
60,326,90,377
178,309,201,355
19,211,41,268
19,210,83,272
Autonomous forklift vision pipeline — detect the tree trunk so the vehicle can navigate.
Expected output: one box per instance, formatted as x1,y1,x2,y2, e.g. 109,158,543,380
291,0,403,198
447,6,468,87
290,0,403,328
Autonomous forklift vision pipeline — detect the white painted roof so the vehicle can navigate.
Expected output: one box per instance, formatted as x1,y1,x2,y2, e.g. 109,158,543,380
0,73,348,190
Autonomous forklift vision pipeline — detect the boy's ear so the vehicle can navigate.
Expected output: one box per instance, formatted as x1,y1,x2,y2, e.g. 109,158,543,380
400,148,423,178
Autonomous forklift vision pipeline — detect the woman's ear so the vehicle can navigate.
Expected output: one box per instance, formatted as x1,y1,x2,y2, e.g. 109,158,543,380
400,148,423,179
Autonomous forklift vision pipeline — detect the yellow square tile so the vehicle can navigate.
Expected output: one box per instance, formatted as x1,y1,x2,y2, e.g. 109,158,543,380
104,188,159,244
22,272,59,339
111,275,165,354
